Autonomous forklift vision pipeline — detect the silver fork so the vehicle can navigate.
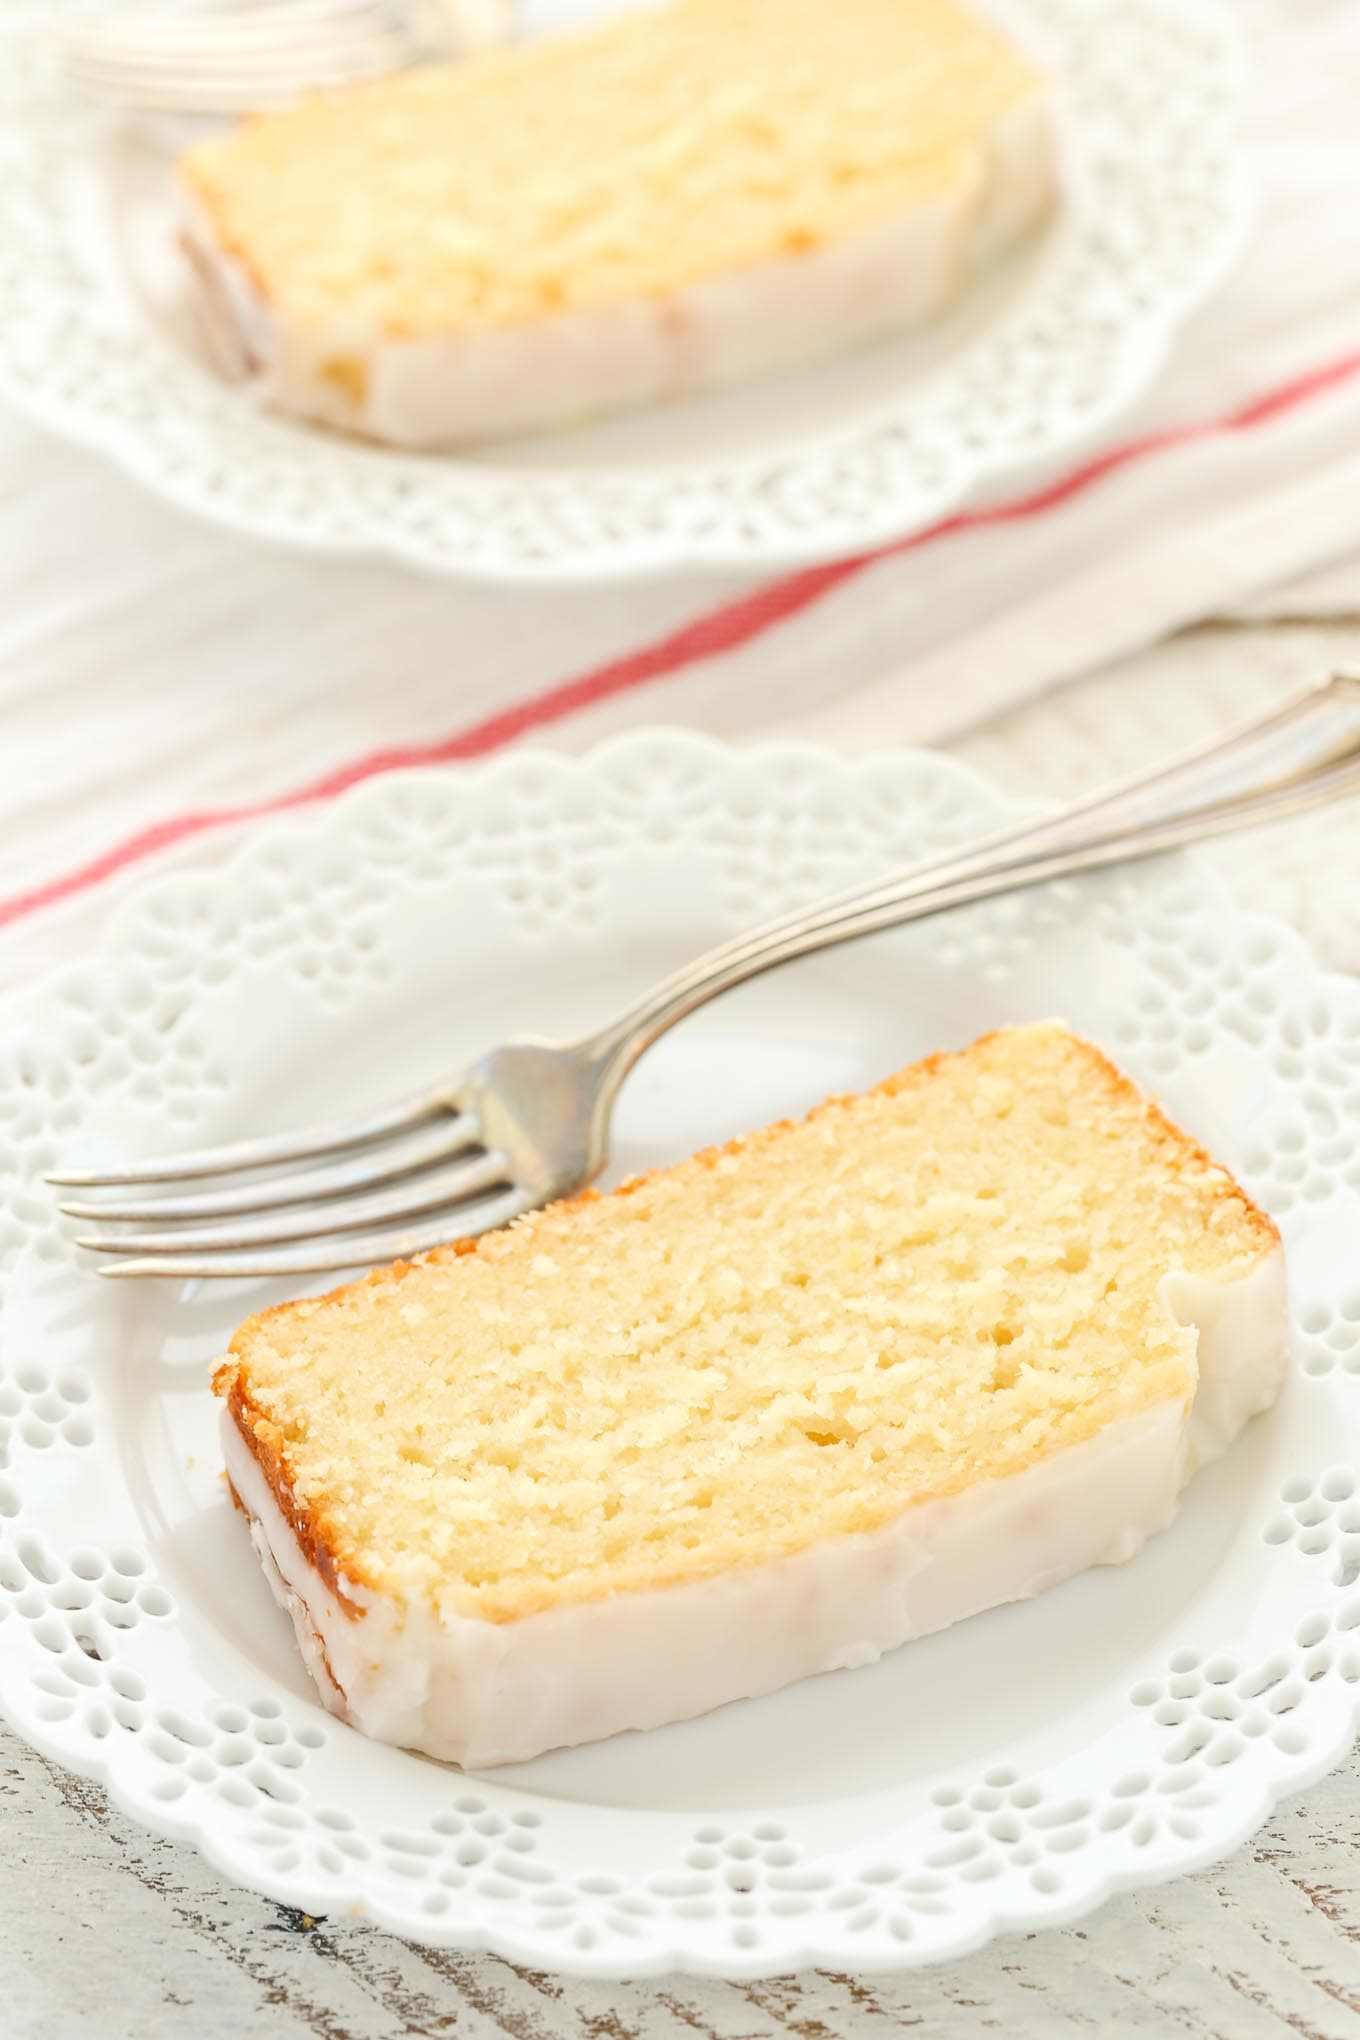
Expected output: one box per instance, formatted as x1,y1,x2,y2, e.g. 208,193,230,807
52,674,1360,1281
58,1,510,115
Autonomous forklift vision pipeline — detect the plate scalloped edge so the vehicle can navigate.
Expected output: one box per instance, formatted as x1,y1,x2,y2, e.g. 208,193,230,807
1,729,1358,1979
0,0,1250,581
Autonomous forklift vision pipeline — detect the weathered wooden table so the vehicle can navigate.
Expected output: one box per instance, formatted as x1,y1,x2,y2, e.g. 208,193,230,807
6,417,1360,2036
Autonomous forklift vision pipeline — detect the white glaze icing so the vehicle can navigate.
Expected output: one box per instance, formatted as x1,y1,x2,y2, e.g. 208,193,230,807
177,94,1057,448
1161,1251,1291,1464
221,1239,1288,1769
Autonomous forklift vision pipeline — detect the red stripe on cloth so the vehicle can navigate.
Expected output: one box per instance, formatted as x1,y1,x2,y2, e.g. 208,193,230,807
0,560,862,932
6,347,1360,936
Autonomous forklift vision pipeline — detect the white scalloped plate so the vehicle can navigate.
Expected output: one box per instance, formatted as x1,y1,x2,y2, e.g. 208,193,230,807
0,0,1247,582
3,733,1359,1978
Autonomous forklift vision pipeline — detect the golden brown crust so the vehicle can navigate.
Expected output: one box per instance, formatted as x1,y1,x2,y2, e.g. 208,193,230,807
1060,1031,1279,1254
214,1025,1279,1624
217,1375,367,1619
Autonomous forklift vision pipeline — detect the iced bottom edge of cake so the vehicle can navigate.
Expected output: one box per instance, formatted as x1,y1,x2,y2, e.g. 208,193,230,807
221,1249,1288,1769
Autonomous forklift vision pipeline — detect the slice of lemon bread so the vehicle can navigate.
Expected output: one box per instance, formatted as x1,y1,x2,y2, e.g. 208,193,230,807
216,1023,1286,1767
178,0,1057,446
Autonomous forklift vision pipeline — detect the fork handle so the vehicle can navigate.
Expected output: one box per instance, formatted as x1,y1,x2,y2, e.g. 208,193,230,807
588,674,1360,1082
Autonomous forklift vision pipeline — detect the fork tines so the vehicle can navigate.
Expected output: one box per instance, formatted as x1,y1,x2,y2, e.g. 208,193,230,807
48,1096,525,1279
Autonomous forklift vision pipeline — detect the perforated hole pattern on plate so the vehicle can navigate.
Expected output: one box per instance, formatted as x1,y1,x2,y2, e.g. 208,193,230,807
1,732,1359,1975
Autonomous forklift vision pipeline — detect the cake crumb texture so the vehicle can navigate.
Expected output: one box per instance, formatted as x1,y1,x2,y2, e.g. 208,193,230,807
181,0,1047,335
216,1024,1278,1623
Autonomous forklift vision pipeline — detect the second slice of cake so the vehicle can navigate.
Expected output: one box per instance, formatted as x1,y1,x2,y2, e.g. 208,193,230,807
216,1023,1287,1768
178,0,1058,446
